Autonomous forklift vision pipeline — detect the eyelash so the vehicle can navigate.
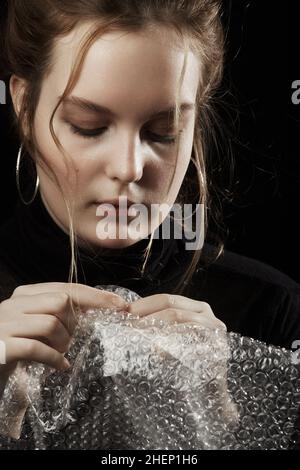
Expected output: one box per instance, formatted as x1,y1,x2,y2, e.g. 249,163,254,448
68,124,180,145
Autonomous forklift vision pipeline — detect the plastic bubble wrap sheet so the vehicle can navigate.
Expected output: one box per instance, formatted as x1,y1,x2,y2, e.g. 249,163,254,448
0,285,299,450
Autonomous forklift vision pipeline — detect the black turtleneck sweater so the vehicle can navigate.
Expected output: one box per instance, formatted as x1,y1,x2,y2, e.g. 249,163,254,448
0,190,299,350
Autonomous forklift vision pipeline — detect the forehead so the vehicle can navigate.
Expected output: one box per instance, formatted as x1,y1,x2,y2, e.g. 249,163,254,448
48,23,200,118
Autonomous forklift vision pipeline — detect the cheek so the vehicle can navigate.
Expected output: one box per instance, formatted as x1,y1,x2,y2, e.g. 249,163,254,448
166,132,195,188
175,124,196,183
148,153,190,209
34,110,76,187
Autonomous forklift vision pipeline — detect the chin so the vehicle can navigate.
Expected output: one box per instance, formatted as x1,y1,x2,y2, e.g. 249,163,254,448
95,237,138,249
78,219,153,250
87,226,137,248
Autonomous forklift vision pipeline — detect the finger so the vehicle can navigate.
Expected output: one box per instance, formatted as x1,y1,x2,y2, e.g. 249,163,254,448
128,293,213,318
1,293,78,335
138,308,227,330
3,337,70,371
1,315,71,353
10,283,128,309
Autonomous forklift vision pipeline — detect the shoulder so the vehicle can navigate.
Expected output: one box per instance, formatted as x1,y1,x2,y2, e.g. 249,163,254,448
191,243,300,349
206,244,299,291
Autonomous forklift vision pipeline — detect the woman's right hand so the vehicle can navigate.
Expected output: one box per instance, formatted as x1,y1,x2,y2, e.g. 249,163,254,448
0,282,128,372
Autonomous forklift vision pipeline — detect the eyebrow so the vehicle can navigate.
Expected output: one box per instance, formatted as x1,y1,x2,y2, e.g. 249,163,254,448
59,95,195,119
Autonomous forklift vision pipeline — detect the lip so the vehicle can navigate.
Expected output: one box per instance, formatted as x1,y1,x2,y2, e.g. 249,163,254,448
94,198,139,207
93,198,141,220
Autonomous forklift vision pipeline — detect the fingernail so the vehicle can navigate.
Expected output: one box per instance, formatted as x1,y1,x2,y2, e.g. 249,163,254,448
115,302,130,311
112,297,128,309
62,358,71,370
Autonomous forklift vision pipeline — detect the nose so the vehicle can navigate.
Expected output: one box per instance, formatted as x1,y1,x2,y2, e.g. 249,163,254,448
104,130,144,184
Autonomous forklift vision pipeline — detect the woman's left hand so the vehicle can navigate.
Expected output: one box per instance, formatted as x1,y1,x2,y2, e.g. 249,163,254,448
125,293,238,427
126,293,226,331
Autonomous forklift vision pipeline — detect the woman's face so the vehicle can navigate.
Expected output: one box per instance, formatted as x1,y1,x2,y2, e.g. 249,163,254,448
12,23,200,250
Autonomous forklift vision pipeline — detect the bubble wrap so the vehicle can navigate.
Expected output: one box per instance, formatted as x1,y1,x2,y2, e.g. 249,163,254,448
0,285,299,450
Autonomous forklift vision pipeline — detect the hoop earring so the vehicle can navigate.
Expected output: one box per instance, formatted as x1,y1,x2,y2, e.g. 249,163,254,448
16,144,40,206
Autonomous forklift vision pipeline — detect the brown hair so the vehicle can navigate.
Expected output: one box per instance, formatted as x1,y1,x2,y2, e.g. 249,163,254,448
0,0,229,309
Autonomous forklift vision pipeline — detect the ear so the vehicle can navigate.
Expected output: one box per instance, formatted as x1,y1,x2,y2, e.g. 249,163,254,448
9,75,29,137
9,75,28,116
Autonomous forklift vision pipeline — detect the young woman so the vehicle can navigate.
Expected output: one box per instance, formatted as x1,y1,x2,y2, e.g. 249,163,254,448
0,0,299,442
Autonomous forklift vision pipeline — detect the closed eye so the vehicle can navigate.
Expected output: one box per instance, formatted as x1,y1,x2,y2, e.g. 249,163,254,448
68,124,181,145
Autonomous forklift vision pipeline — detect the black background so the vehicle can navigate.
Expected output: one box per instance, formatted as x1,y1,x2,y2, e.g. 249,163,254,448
0,1,298,282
